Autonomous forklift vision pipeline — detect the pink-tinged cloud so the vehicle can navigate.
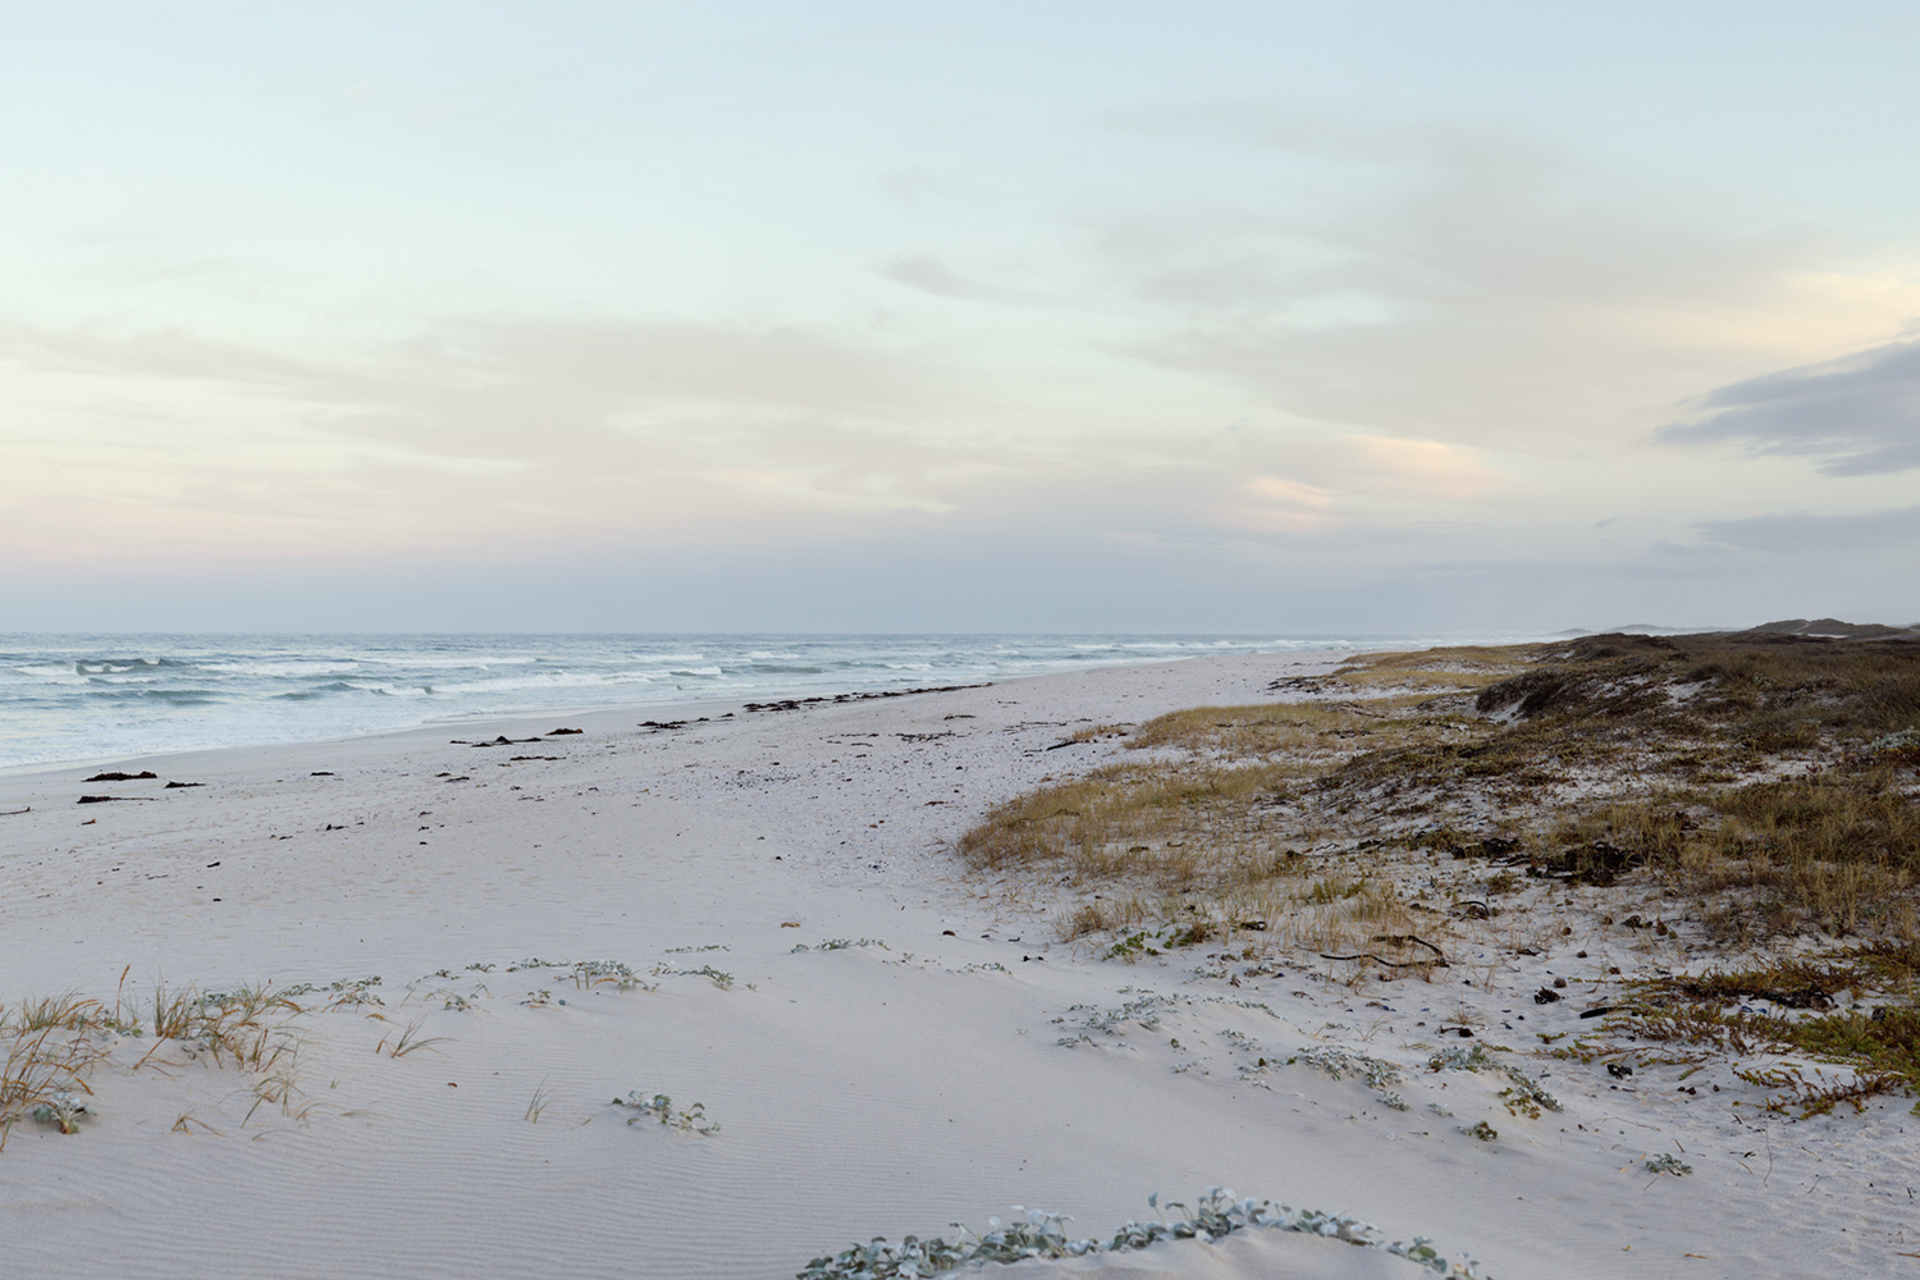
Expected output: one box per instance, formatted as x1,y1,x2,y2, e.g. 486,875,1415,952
1351,436,1499,500
1222,474,1338,533
1247,475,1335,509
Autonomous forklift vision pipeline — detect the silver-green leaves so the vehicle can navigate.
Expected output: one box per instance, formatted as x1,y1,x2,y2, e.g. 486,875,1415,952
796,1187,1489,1279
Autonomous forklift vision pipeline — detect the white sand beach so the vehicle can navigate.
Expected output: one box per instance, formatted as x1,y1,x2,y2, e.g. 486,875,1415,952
2,652,1912,1279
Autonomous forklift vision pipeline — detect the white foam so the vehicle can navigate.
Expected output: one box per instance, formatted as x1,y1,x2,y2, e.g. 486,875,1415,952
0,632,1512,771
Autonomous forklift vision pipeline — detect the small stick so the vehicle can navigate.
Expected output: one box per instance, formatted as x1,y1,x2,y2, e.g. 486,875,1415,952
1320,952,1450,969
1371,933,1447,959
1,806,28,817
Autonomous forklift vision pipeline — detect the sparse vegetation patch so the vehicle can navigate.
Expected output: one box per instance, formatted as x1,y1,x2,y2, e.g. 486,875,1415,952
960,630,1920,956
796,1187,1487,1279
956,627,1920,1125
612,1091,719,1135
1596,941,1920,1116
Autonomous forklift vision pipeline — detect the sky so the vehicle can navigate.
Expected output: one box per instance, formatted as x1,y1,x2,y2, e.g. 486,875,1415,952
4,0,1919,634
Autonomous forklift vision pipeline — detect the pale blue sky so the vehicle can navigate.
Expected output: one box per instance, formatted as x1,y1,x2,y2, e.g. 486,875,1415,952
5,2,1919,631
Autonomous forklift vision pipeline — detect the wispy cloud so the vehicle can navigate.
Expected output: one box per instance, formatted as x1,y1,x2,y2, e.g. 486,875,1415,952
1350,436,1498,501
1695,503,1920,553
1659,338,1920,475
880,255,1035,305
0,318,983,561
1225,474,1336,532
1097,103,1850,452
0,316,1429,566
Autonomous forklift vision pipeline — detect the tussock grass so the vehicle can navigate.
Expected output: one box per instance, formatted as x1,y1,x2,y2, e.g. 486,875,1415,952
0,994,110,1148
1473,632,1920,747
1319,645,1536,695
957,754,1434,961
957,761,1313,896
132,981,305,1073
1128,703,1382,757
0,977,311,1147
960,629,1920,963
1322,633,1920,940
4,958,657,1149
1603,942,1920,1115
375,1016,448,1059
1267,879,1420,959
1456,768,1920,937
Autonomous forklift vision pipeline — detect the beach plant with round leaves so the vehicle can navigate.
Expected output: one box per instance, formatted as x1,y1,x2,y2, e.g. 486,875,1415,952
796,1187,1488,1279
612,1091,719,1135
1104,929,1164,961
1051,992,1176,1045
1428,1044,1562,1117
649,963,734,990
1287,1045,1411,1110
28,1090,94,1135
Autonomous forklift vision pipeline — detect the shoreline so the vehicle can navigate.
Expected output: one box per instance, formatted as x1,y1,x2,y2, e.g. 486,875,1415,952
0,644,1375,783
0,632,1528,777
0,687,807,783
0,650,1358,988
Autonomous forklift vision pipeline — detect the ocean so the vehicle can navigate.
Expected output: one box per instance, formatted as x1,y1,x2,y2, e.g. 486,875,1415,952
0,632,1516,773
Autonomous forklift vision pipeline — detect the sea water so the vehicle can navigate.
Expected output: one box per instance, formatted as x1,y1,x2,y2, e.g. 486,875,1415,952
0,632,1514,772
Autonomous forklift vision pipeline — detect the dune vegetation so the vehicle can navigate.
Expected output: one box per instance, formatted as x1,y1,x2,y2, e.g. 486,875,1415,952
959,630,1920,1114
962,630,1920,947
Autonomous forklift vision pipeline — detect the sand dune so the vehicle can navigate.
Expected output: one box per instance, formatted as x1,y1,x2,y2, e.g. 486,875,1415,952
2,653,1907,1278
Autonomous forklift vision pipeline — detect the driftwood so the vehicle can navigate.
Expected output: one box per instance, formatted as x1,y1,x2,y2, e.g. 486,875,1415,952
1318,951,1449,969
1,807,28,817
1320,934,1450,969
744,683,989,714
1371,933,1446,958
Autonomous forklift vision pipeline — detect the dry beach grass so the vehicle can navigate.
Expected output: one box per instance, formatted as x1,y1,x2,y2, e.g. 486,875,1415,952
960,627,1920,1113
